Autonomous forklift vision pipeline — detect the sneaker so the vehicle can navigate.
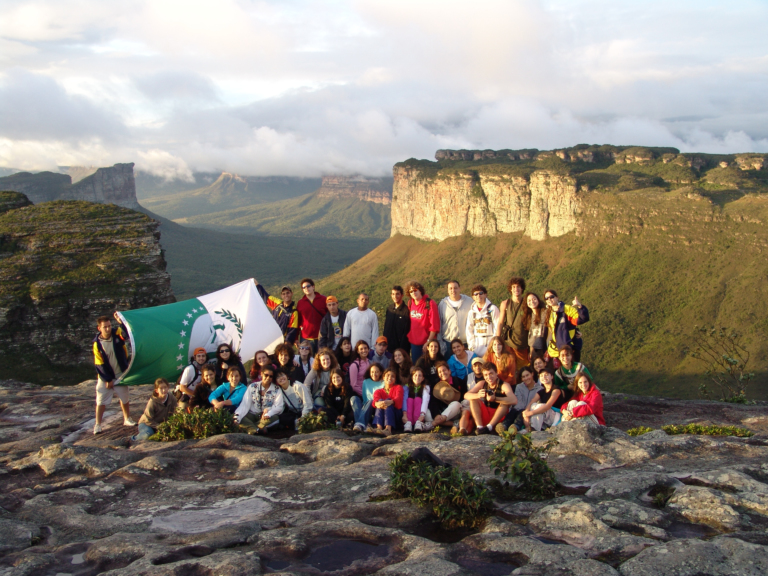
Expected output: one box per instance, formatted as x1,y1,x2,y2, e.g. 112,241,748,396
93,423,103,435
353,423,364,434
495,423,509,436
423,421,434,432
414,421,424,432
365,425,376,434
382,428,392,437
520,428,531,435
404,421,413,432
475,426,489,435
124,417,137,426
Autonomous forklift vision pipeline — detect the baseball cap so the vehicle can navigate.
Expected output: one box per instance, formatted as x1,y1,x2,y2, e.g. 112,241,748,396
376,336,388,344
471,357,484,366
326,296,338,303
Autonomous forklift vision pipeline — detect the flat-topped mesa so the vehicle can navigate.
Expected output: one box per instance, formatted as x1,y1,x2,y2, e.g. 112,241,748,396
0,163,140,209
315,175,393,205
393,146,768,242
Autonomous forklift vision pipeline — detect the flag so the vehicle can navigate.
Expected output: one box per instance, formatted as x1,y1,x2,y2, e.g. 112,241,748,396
116,279,283,385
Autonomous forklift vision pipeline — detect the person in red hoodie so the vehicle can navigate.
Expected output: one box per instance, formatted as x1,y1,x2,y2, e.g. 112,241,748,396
406,281,440,364
296,278,328,354
561,374,605,425
371,368,404,436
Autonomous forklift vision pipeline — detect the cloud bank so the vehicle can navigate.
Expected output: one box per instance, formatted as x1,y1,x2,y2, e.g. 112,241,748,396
0,0,766,177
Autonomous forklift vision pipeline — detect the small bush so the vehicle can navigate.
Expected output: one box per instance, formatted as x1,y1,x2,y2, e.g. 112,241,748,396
153,408,240,441
297,412,332,434
689,326,755,402
488,432,558,500
661,424,753,438
627,426,654,436
389,452,493,529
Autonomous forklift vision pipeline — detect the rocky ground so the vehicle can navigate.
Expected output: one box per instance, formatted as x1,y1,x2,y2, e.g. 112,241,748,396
1,380,768,575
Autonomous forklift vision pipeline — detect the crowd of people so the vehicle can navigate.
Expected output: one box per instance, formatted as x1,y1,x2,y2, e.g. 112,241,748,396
92,276,604,439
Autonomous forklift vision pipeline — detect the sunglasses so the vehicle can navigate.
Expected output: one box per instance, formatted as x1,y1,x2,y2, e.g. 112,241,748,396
545,295,557,300
301,284,312,289
473,292,485,296
220,349,230,353
299,346,311,350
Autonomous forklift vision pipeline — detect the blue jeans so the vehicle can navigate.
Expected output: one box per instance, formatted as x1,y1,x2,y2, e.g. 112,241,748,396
411,343,424,364
373,405,402,429
352,397,372,427
502,408,524,430
131,423,155,441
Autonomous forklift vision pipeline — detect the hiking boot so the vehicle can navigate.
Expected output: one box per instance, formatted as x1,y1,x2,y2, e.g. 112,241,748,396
93,423,103,435
495,423,510,436
475,426,489,435
353,424,363,434
404,421,413,432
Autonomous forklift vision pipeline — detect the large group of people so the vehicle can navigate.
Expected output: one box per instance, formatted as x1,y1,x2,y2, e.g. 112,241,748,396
92,276,604,438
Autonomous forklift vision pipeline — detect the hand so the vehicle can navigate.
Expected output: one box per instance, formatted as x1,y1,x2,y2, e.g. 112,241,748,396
212,400,223,409
418,414,426,423
402,413,408,423
422,342,429,354
293,359,300,367
261,413,270,421
254,279,260,286
572,296,582,307
221,362,228,370
113,311,120,321
106,380,114,389
523,410,532,418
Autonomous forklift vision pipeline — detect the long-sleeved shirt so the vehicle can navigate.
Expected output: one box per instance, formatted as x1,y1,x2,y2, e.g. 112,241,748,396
92,322,130,384
343,308,379,348
570,385,605,425
280,381,313,416
208,382,247,408
407,296,440,346
139,393,178,428
438,294,473,353
554,363,594,391
466,300,500,356
319,309,347,350
235,382,284,422
304,369,331,400
348,358,370,396
296,293,328,340
513,382,543,411
362,378,385,404
255,284,300,344
373,384,404,410
447,352,476,380
368,350,392,370
383,301,410,353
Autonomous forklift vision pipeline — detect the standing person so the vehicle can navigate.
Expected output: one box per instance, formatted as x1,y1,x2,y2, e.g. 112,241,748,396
553,345,593,401
304,348,338,407
334,337,354,381
447,338,476,380
561,374,605,425
372,368,405,436
254,280,300,345
497,277,530,368
214,343,246,385
235,367,284,434
347,340,372,397
415,339,445,386
274,370,313,431
523,293,550,366
544,290,590,363
466,284,500,357
209,367,248,412
296,278,328,354
464,363,517,435
368,336,392,369
383,285,410,354
391,348,412,383
175,347,208,411
319,296,347,351
497,366,542,435
343,293,379,348
483,337,517,385
438,280,473,356
406,281,440,363
132,378,178,441
93,313,134,434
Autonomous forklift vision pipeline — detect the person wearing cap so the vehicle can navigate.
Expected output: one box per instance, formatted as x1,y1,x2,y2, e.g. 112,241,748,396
368,336,392,369
175,347,209,411
254,279,300,345
343,292,379,349
466,356,486,388
319,296,347,351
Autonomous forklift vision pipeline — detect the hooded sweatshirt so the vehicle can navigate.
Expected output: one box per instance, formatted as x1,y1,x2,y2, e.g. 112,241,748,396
407,295,440,346
466,300,500,356
139,393,178,428
438,294,473,354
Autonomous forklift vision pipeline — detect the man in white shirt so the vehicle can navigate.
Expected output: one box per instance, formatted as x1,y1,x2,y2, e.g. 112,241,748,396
438,280,473,356
343,292,379,348
466,284,500,357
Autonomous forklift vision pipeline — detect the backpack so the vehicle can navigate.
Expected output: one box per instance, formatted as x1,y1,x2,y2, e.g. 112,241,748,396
174,363,200,400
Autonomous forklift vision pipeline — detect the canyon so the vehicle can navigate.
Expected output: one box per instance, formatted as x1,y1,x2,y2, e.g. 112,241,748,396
315,175,393,205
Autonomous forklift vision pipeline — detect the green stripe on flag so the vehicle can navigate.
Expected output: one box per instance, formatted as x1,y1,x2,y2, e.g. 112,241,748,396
119,298,210,385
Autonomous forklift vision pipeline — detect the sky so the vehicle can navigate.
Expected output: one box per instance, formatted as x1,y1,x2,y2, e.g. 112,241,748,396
0,0,767,178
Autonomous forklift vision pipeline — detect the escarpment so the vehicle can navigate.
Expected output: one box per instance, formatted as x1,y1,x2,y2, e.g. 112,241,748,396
0,192,174,383
392,145,768,242
316,175,393,205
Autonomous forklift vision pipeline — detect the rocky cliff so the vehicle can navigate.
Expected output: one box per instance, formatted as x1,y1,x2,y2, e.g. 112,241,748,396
316,175,392,205
393,146,768,241
0,192,174,384
0,163,140,209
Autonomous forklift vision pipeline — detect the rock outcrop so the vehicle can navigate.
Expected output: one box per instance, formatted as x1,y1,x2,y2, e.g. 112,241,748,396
316,175,392,205
0,194,174,383
0,163,140,209
1,384,768,575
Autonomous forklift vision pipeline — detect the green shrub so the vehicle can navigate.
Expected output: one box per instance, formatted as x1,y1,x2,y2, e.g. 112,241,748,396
297,412,332,434
689,326,755,402
488,432,558,500
153,407,240,441
662,423,753,437
627,426,654,436
389,452,493,529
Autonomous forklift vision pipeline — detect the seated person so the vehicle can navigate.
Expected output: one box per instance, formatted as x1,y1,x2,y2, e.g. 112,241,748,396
209,367,248,412
294,341,315,381
368,336,393,369
466,356,485,388
415,339,445,386
132,378,178,441
553,345,593,403
322,369,356,429
351,362,385,433
447,338,476,380
372,368,404,436
403,366,431,432
462,362,517,436
482,337,516,385
427,361,467,431
274,370,313,431
175,347,208,410
498,366,542,434
522,370,563,432
188,364,216,412
214,344,246,385
561,374,605,425
235,367,284,434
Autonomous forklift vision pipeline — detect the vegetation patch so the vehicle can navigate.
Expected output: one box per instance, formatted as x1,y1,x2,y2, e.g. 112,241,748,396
488,432,559,500
297,412,334,434
153,408,240,441
627,426,654,436
688,326,755,402
389,452,493,529
661,424,753,437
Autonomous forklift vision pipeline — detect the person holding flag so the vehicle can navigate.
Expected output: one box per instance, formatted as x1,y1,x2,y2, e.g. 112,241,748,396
93,312,135,434
254,280,300,345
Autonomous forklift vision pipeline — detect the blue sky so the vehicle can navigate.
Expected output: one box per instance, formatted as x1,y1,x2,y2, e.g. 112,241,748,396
0,0,766,178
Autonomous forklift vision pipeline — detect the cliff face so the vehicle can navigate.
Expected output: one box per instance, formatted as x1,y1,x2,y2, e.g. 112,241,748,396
316,175,392,205
393,146,768,242
0,163,139,209
0,193,174,384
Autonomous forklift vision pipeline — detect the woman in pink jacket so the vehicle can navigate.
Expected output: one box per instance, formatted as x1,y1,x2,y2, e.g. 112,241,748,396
561,374,604,425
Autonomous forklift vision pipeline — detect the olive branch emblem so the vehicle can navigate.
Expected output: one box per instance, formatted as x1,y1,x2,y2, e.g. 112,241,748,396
215,309,244,337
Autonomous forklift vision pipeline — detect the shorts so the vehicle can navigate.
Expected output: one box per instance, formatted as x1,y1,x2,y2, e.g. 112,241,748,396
96,379,130,406
478,402,507,426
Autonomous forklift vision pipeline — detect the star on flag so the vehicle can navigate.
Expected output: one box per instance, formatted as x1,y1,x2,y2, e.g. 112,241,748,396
180,330,187,337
